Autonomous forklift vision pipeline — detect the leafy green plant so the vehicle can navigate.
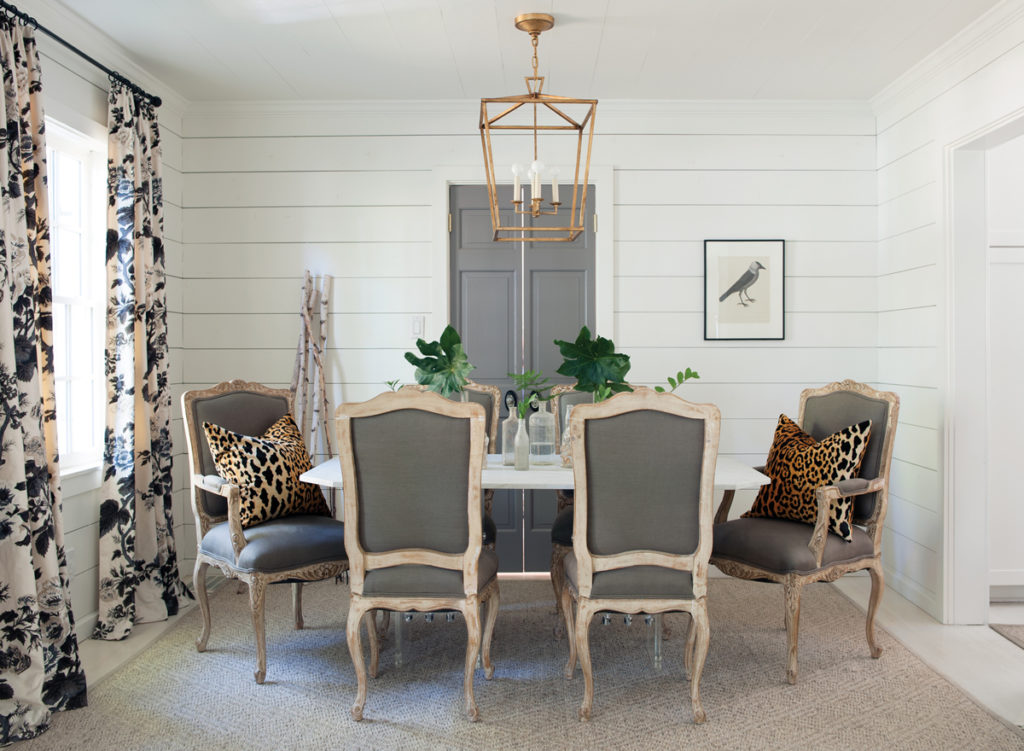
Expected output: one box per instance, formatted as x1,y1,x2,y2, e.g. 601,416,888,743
553,326,632,402
385,379,402,392
508,370,552,419
403,325,475,398
654,368,700,393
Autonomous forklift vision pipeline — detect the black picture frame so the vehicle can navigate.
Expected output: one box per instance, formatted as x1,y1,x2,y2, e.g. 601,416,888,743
704,239,785,341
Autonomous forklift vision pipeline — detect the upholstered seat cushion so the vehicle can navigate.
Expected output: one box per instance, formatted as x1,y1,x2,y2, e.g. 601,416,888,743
564,555,694,599
713,516,874,575
200,514,346,573
362,549,499,597
551,506,573,546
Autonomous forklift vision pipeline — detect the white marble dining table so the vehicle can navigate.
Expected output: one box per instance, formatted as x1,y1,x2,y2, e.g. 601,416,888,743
300,453,769,496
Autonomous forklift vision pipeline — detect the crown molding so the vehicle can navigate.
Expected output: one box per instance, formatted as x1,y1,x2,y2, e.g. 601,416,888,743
18,0,189,117
871,0,1024,121
183,97,871,118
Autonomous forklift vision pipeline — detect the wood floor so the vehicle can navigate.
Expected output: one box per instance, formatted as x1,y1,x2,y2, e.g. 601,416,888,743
78,576,1024,729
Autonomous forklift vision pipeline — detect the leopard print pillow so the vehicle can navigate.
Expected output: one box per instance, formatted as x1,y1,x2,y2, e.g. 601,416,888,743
203,414,330,528
742,414,871,542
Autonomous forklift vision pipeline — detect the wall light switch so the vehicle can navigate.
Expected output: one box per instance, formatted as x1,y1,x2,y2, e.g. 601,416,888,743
411,315,424,338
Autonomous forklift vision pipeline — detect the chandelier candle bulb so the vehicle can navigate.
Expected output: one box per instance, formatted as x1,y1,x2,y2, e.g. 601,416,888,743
552,172,559,203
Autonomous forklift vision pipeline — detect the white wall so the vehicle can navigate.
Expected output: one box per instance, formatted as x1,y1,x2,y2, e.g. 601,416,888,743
26,0,187,638
986,135,1024,596
179,99,878,537
871,0,1024,621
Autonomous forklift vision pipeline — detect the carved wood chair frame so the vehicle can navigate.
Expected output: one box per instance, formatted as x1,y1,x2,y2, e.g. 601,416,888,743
560,389,721,723
709,379,900,684
336,389,499,722
181,379,349,684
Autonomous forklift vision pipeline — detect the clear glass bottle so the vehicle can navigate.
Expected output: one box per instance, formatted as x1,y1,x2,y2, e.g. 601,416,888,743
501,413,518,466
514,416,530,471
529,400,557,465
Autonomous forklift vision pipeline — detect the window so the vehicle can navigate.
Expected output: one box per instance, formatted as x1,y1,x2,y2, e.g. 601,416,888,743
46,120,106,472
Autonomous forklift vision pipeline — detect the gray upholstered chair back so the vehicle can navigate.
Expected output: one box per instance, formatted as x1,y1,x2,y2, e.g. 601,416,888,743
402,382,497,446
460,389,496,444
554,389,594,442
351,408,471,555
189,389,290,517
583,409,706,556
801,390,890,522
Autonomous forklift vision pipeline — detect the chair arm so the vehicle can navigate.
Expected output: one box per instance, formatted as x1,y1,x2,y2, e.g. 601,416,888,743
191,474,247,562
808,477,886,566
713,465,766,524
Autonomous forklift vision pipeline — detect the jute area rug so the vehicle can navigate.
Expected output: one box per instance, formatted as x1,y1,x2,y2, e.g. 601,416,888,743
21,579,1024,751
991,623,1024,651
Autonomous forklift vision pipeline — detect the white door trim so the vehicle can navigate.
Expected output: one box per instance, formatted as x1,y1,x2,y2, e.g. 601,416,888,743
942,109,1024,624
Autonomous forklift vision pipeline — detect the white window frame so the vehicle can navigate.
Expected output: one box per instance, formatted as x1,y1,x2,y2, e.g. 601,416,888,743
46,118,106,483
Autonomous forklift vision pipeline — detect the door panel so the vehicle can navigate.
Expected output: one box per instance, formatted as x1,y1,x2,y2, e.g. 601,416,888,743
531,269,587,380
451,183,595,572
458,271,516,389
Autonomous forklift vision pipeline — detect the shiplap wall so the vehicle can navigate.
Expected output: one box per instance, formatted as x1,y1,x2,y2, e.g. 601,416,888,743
871,1,1024,620
33,30,186,638
179,99,878,561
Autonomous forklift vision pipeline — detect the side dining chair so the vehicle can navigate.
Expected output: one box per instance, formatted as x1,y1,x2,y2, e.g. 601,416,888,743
560,388,721,723
336,389,500,721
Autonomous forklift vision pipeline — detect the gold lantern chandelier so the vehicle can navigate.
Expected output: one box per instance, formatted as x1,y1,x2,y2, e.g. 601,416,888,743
479,13,597,242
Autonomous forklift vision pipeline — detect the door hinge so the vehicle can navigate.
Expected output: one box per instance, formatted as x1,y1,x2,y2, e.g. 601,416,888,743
593,213,598,233
448,213,452,233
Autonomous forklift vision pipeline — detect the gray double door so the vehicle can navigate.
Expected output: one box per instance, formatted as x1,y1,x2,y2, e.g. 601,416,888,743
450,183,596,572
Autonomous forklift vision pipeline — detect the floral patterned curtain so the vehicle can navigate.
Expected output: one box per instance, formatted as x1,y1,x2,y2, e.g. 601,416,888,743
0,20,87,744
95,81,190,641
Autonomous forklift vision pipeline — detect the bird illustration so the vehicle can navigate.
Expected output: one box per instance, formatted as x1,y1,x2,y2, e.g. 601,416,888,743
719,261,765,306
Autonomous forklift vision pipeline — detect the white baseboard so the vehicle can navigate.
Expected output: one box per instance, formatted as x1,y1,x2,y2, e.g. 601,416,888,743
73,572,227,643
75,611,97,643
884,567,941,621
991,585,1024,602
989,569,1024,587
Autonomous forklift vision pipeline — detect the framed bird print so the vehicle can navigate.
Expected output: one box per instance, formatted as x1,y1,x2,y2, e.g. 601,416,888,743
704,239,785,340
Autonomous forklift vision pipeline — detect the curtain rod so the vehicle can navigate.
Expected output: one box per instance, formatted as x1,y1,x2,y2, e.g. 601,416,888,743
0,0,161,107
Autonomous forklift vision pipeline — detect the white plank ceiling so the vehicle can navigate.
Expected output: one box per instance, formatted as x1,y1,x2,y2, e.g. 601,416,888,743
51,0,1001,102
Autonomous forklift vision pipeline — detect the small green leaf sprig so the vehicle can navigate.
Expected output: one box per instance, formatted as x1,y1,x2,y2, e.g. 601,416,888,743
654,368,699,393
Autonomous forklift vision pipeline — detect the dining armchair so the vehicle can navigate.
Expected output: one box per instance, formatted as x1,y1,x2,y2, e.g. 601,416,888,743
560,389,721,723
710,379,899,684
181,380,348,684
337,389,499,722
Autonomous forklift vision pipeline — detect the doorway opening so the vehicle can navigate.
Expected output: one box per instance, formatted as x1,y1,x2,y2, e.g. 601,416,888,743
947,116,1024,624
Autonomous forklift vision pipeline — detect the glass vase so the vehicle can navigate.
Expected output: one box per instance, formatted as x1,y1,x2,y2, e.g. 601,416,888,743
529,400,557,465
514,417,530,471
